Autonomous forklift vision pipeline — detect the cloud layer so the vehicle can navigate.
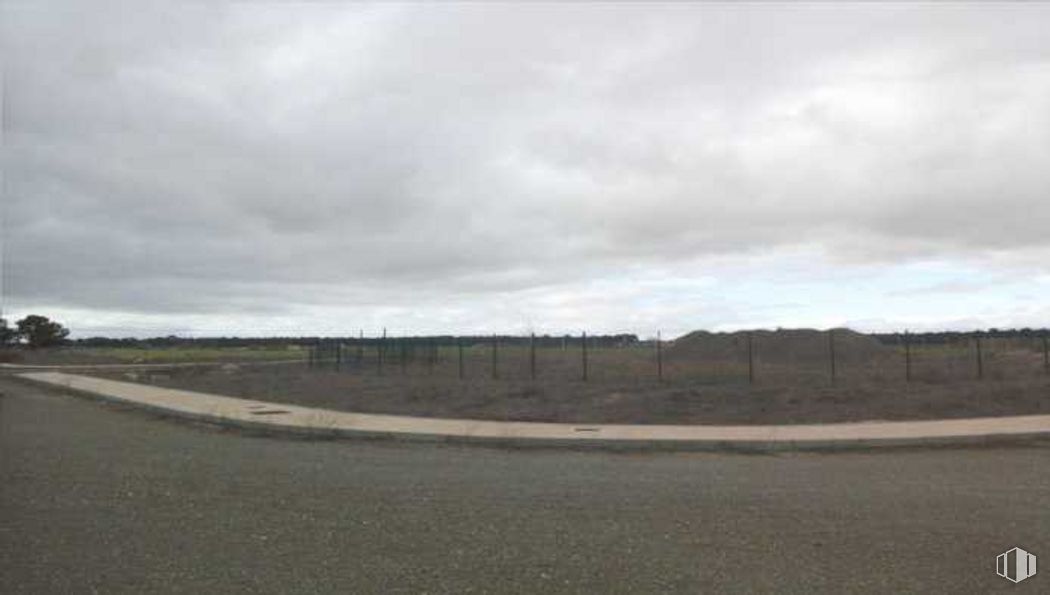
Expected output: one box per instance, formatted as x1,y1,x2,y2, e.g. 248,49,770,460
4,3,1050,336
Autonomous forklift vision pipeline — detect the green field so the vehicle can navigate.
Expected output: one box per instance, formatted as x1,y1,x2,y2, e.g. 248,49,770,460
86,346,304,363
3,345,305,365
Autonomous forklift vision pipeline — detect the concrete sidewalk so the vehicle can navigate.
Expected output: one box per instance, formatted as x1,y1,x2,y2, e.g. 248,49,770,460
17,371,1050,451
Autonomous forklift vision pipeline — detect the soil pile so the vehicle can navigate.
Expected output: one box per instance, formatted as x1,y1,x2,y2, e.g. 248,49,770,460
666,328,888,364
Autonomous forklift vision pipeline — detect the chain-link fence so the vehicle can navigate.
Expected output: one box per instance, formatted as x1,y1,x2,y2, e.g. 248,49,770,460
304,330,1050,387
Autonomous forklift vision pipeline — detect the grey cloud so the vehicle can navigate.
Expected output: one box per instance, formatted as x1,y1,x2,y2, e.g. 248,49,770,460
3,2,1050,324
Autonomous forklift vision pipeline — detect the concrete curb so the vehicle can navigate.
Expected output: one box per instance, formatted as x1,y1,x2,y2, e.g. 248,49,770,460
16,371,1050,452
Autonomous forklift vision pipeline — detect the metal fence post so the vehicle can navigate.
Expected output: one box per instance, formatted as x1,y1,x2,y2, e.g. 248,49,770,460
975,333,983,380
747,331,754,385
657,331,664,383
458,336,464,380
530,332,536,380
581,331,588,382
428,338,435,375
378,328,386,376
1043,332,1048,375
491,334,498,380
828,328,837,386
904,330,912,382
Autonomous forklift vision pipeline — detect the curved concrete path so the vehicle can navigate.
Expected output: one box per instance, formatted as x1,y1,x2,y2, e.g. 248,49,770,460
17,371,1050,451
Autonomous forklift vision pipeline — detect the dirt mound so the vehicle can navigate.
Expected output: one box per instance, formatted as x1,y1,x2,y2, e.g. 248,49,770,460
667,328,888,364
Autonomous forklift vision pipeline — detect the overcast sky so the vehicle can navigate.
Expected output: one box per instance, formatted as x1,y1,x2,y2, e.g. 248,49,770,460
3,2,1050,338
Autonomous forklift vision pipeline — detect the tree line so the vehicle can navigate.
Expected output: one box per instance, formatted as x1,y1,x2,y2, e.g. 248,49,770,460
5,315,1047,350
870,328,1050,345
74,333,642,349
0,315,71,348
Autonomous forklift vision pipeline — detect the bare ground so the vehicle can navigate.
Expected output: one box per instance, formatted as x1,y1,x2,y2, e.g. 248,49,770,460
78,348,1050,425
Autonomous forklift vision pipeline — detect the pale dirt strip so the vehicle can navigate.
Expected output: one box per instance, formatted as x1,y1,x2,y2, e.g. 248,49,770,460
17,371,1050,450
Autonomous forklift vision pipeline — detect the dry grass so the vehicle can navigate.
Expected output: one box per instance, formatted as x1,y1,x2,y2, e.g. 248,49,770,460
79,338,1050,425
2,345,303,365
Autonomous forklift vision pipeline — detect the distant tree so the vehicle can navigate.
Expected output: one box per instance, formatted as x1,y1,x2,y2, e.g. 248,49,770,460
16,315,70,348
0,318,17,347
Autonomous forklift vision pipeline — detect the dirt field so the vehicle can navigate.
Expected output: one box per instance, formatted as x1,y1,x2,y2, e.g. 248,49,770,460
15,331,1050,424
73,336,1050,425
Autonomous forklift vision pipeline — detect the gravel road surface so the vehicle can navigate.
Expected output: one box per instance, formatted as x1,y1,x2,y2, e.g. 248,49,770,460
2,378,1047,593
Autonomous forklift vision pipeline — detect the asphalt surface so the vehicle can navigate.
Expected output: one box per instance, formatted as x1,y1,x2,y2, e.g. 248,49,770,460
1,378,1048,594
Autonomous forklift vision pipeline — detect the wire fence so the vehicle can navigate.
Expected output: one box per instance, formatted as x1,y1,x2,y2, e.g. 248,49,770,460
302,330,1050,387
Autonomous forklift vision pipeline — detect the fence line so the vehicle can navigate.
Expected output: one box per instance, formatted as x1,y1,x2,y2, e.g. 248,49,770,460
302,329,1050,388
